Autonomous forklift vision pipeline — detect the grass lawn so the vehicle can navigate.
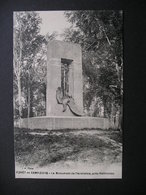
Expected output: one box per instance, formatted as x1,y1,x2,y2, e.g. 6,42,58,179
14,128,122,170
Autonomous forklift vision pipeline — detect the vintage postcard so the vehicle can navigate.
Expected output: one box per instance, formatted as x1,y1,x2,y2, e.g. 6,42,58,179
13,10,123,179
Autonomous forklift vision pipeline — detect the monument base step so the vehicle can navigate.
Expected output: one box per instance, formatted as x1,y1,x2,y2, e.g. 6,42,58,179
20,116,110,130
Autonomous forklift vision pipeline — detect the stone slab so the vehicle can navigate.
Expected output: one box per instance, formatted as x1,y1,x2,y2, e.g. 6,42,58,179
20,116,110,130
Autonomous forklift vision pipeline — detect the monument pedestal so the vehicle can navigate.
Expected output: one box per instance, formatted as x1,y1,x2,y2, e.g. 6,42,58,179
21,116,110,130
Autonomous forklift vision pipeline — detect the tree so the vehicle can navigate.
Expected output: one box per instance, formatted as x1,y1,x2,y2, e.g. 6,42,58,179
14,12,57,122
13,12,24,126
28,32,57,117
13,12,44,123
63,10,123,129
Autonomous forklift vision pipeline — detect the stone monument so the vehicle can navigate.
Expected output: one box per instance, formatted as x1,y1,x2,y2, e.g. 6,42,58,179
21,40,110,130
46,40,83,116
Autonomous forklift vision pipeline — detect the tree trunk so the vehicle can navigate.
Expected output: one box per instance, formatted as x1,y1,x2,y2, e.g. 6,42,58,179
27,85,30,118
18,19,23,127
103,100,106,118
118,98,123,131
27,81,33,118
110,102,114,129
118,60,123,131
30,87,33,117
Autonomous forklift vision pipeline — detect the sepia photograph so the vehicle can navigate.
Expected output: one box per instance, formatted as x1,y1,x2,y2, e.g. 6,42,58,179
13,10,123,179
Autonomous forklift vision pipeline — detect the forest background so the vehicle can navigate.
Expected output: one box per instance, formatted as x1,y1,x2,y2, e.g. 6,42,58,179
13,11,123,130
